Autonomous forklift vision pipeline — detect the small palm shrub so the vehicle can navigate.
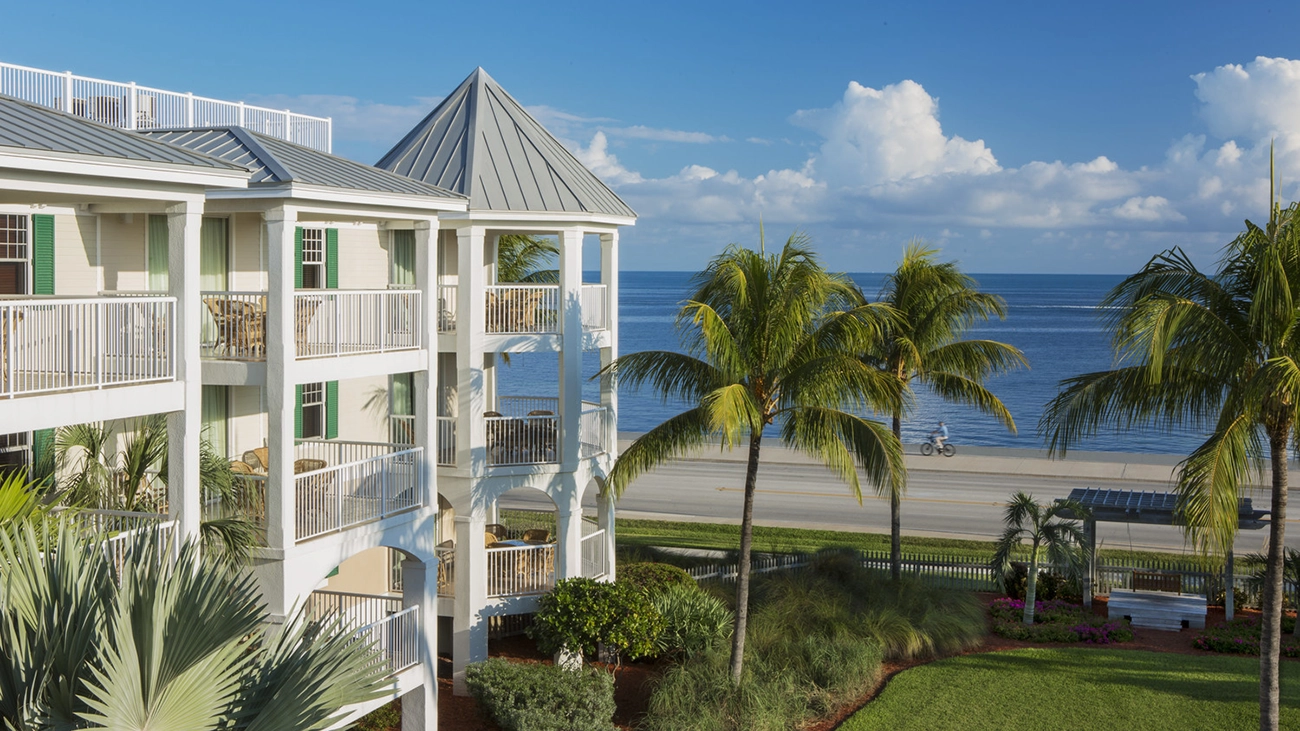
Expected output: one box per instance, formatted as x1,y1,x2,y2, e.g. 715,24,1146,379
528,578,664,662
465,658,615,731
652,583,733,658
619,562,695,596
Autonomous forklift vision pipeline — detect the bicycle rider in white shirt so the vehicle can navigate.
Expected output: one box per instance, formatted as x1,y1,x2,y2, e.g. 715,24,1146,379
930,421,949,450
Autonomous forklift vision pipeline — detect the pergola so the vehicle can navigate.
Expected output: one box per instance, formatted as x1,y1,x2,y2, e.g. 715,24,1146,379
1058,488,1270,619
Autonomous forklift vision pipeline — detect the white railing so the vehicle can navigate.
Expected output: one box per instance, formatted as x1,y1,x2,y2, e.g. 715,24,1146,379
486,413,559,466
581,284,608,331
361,605,420,676
437,416,456,466
486,542,556,597
199,291,266,360
580,404,610,458
485,285,559,334
305,590,403,627
294,290,421,359
497,395,559,417
0,61,332,151
294,443,423,541
437,284,458,332
1,297,174,398
389,414,416,446
66,509,176,575
581,528,608,579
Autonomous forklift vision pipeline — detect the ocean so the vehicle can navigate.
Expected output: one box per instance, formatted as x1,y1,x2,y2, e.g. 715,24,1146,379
495,272,1209,456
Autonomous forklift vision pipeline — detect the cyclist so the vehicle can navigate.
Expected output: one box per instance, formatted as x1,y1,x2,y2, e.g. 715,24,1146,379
930,421,949,451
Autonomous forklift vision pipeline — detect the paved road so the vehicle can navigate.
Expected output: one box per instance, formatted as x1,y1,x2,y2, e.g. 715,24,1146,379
502,442,1300,555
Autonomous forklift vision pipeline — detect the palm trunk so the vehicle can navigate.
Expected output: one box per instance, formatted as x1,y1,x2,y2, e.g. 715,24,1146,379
729,430,763,685
1023,542,1039,625
890,412,902,582
1260,427,1289,731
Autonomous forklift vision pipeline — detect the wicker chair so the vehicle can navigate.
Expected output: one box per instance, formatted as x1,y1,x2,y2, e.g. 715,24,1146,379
293,458,327,474
522,528,550,543
486,523,509,540
294,296,322,355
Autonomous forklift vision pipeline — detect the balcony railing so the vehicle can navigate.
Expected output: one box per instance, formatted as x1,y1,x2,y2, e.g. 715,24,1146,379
295,290,421,359
485,285,559,334
581,284,608,331
437,284,457,333
0,61,332,151
581,528,609,579
200,291,265,360
294,440,423,541
486,413,558,466
306,591,418,676
580,404,611,458
486,542,556,598
1,297,175,398
497,395,558,416
437,416,456,466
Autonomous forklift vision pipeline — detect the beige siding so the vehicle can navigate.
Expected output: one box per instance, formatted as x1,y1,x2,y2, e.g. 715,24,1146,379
322,546,393,595
95,213,148,293
336,226,388,290
227,386,266,461
230,213,265,291
335,376,391,443
53,214,100,296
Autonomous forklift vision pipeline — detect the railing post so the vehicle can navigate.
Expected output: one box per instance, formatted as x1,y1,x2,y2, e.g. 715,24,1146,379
95,301,104,388
63,71,73,113
185,92,194,126
127,82,137,130
334,294,341,357
237,101,245,128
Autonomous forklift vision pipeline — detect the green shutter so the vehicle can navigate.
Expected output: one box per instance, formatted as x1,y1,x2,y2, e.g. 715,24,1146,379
294,384,304,439
32,428,55,472
325,380,339,439
294,226,304,289
325,228,339,289
31,214,54,295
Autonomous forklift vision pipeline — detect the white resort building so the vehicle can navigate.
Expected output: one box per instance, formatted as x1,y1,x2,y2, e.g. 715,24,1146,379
0,61,634,729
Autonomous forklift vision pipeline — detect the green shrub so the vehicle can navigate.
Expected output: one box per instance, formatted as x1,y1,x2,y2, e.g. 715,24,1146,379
620,562,696,596
652,583,734,658
353,699,400,731
1001,562,1081,602
464,658,616,731
528,578,664,661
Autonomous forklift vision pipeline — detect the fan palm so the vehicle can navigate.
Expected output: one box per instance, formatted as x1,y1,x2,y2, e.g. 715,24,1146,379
864,242,1026,579
1039,162,1298,730
0,519,389,730
604,232,906,683
991,492,1088,624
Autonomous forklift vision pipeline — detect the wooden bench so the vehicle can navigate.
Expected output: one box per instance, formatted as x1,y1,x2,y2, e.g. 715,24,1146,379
1132,571,1182,593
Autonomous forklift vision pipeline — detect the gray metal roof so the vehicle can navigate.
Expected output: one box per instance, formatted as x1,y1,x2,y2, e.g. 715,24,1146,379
1060,488,1269,529
376,68,636,219
140,127,466,201
0,94,245,171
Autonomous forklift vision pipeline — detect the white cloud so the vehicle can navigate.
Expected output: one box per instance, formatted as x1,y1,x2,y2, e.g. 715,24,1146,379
600,125,725,144
1193,57,1300,144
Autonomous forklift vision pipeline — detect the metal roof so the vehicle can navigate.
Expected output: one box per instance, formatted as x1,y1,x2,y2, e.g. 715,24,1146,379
139,127,466,201
1060,488,1269,529
0,94,245,171
376,68,636,219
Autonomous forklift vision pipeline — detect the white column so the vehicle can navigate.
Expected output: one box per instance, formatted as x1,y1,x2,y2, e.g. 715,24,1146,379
452,512,488,695
414,220,437,511
599,231,619,458
554,480,583,581
597,487,616,582
165,200,203,542
265,207,298,554
455,227,486,473
558,229,583,469
402,557,438,731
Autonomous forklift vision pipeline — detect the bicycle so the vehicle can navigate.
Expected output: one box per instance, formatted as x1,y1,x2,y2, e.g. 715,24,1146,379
919,435,956,457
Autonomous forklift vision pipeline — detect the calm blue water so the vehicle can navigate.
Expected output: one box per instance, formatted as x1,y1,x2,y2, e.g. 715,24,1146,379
496,272,1208,455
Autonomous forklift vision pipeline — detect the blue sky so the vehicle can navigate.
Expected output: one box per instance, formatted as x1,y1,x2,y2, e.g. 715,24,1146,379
6,1,1300,273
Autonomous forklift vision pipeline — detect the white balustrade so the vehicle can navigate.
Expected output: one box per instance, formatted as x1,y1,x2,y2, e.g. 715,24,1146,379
484,285,559,334
305,591,418,677
580,403,610,458
199,291,266,360
486,543,556,597
57,509,177,575
581,284,608,331
294,442,423,541
581,528,608,579
0,61,331,151
497,395,559,417
305,590,403,627
0,297,175,398
486,413,559,466
436,416,456,466
360,605,420,676
437,283,458,332
390,414,416,445
293,290,421,359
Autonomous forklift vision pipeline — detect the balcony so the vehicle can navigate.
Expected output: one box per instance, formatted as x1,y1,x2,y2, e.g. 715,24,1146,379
293,439,423,542
0,61,332,151
305,591,419,676
435,515,608,599
1,297,175,398
199,290,421,362
435,283,608,334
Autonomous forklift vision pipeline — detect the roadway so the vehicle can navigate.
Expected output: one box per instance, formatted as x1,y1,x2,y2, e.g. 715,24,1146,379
501,438,1300,555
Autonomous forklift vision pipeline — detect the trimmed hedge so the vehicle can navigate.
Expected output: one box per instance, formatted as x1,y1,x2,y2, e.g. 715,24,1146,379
619,562,696,596
528,578,664,661
464,658,616,731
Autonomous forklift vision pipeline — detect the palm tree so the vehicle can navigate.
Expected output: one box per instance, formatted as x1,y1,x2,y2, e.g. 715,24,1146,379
0,519,389,729
864,242,1026,580
497,233,559,283
604,232,906,683
1039,163,1297,730
991,491,1088,624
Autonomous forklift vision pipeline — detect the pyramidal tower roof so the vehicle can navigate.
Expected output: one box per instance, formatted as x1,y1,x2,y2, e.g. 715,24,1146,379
376,68,636,220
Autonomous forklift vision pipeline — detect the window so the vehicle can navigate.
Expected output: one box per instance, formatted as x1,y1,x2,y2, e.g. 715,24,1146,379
301,382,325,439
390,372,415,444
0,214,28,295
0,432,30,474
390,230,415,288
389,548,404,593
301,228,324,289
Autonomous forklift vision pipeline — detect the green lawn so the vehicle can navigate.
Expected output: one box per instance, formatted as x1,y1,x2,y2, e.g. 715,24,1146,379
615,517,1188,565
842,648,1300,731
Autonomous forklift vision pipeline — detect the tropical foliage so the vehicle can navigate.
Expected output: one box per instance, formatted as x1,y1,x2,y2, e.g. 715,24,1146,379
1039,164,1299,729
0,520,388,730
496,234,559,283
991,492,1088,624
863,243,1025,579
605,232,906,682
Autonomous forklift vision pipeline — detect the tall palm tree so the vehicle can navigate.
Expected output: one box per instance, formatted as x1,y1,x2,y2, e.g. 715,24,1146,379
1040,165,1298,730
0,519,389,729
497,233,559,283
864,243,1026,580
991,491,1088,624
604,232,906,683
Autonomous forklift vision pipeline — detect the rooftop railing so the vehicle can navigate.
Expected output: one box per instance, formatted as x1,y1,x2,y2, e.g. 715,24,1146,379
0,61,332,151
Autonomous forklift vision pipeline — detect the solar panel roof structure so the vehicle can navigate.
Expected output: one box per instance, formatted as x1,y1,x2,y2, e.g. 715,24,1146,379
1061,488,1269,529
0,94,245,171
376,68,636,219
140,127,466,200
